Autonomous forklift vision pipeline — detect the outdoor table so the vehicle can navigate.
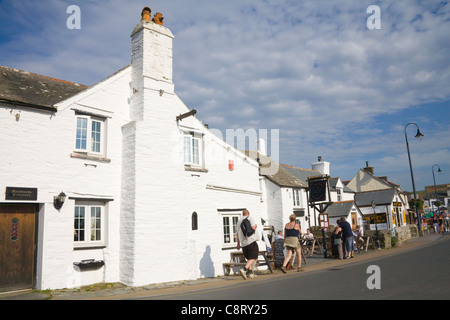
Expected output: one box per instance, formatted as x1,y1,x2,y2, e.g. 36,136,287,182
300,238,321,256
361,235,376,251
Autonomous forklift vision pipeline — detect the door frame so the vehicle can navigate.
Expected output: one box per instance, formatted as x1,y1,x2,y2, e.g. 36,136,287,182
0,204,39,292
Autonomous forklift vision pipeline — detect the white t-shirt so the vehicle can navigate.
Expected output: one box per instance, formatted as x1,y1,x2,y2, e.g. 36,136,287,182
237,216,258,247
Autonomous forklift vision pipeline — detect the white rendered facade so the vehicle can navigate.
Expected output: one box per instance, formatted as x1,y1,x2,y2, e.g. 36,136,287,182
0,16,263,290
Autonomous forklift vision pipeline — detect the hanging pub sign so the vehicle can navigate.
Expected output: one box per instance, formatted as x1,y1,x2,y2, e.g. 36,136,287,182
393,202,402,207
308,177,328,203
5,187,38,201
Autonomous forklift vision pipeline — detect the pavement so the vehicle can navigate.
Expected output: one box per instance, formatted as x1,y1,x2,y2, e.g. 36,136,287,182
1,231,448,300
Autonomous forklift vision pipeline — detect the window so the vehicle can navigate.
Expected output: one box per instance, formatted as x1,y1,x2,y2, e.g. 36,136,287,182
222,214,240,247
293,189,301,207
75,116,105,155
74,202,105,247
184,133,202,166
337,188,342,201
192,212,198,231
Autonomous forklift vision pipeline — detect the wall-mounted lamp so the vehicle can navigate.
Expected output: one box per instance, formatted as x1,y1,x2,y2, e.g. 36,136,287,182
54,191,67,210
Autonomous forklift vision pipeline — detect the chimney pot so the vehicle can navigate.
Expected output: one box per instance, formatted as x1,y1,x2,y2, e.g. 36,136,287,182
141,7,152,22
152,12,164,26
364,161,374,175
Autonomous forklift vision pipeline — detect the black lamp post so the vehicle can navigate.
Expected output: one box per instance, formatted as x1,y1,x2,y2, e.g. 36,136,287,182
371,200,381,249
404,123,424,233
432,164,442,214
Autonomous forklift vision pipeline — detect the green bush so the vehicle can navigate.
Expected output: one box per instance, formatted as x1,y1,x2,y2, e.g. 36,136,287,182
391,236,398,247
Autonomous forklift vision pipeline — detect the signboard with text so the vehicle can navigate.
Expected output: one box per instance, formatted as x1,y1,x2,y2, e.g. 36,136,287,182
363,213,387,230
5,187,38,201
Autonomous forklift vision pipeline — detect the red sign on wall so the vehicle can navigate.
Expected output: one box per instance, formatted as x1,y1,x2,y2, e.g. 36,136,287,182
229,160,234,171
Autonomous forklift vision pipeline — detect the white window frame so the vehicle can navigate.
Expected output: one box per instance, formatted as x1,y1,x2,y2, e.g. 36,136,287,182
183,132,203,167
74,202,106,248
221,213,241,248
75,115,106,156
293,188,301,207
337,188,342,201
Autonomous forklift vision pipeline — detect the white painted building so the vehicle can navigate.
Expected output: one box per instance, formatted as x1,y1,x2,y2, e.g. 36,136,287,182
258,155,309,233
0,9,264,291
248,154,355,233
347,163,409,230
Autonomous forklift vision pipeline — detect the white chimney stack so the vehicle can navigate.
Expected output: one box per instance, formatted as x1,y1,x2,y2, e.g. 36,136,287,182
312,156,330,176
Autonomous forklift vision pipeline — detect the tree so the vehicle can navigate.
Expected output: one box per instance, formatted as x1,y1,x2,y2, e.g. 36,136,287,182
433,200,442,208
409,199,424,211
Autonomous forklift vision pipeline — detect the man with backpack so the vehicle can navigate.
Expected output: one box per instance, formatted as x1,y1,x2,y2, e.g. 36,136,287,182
236,209,258,280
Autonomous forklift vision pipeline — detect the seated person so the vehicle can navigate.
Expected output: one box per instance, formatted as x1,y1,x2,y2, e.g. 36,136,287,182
353,225,364,250
302,229,314,247
275,230,284,241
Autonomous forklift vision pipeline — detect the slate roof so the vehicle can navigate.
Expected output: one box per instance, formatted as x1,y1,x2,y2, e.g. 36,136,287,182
0,65,88,111
325,200,360,217
265,165,308,188
241,151,307,188
281,164,320,183
354,188,397,207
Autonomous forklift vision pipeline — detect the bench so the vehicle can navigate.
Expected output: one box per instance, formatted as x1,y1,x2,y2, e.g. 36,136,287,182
223,251,273,276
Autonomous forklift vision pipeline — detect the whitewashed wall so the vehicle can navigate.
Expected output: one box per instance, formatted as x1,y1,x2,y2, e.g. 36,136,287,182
0,19,266,290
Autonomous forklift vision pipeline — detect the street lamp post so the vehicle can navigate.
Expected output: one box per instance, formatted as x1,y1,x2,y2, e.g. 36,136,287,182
404,122,424,234
371,200,381,249
432,164,442,214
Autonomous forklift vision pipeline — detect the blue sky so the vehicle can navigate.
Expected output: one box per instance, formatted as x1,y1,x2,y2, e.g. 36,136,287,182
0,0,449,192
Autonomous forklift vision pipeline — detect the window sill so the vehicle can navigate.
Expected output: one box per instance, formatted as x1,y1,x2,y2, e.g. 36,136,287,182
74,244,106,250
71,152,111,163
184,165,208,173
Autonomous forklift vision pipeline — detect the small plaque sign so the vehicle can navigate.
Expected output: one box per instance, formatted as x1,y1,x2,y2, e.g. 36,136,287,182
5,187,38,201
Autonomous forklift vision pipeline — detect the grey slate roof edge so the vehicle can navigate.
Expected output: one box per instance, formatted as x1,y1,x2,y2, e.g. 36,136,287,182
0,65,88,111
354,188,397,207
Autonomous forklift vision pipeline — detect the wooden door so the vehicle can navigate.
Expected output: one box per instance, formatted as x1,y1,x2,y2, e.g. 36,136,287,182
351,212,357,229
0,205,36,292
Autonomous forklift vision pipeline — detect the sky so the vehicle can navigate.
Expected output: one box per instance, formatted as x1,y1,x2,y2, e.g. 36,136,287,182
0,0,449,192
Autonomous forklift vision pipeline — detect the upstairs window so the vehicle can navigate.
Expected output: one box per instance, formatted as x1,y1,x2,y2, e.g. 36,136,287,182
293,188,301,207
183,132,203,167
337,188,342,201
75,115,105,155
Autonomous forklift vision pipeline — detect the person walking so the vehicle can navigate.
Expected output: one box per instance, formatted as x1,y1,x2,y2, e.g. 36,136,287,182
236,209,258,280
281,214,303,273
444,210,450,232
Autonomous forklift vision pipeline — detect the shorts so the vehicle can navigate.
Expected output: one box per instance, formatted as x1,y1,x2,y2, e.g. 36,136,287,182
242,241,259,260
345,236,355,252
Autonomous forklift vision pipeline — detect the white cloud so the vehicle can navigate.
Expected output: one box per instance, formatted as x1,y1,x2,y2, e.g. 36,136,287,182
0,0,449,190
